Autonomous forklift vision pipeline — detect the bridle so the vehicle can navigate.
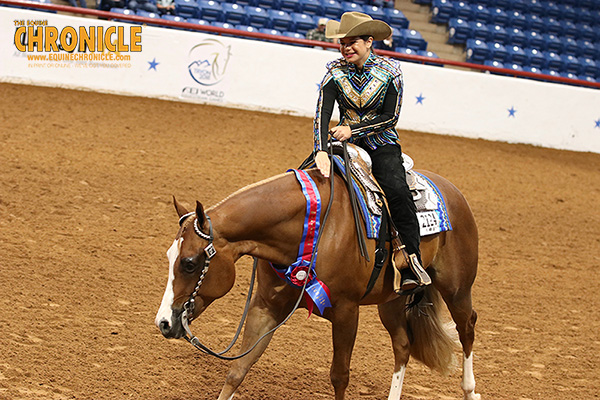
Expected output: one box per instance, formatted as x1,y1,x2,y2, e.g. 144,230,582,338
177,211,217,327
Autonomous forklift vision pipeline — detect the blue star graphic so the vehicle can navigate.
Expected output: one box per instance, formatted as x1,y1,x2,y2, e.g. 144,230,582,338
148,58,159,71
595,119,600,128
508,106,517,117
416,93,425,105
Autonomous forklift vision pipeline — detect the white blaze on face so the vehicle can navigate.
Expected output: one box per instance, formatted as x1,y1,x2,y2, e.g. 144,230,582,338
155,238,183,328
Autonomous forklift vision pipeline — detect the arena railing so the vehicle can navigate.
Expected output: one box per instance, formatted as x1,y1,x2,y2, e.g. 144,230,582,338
2,0,599,90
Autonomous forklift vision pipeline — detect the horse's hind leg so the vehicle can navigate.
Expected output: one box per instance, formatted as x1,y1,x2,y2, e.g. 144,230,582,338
439,285,479,400
377,297,410,400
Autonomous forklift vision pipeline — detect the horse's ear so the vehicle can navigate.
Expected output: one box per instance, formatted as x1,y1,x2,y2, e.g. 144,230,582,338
195,201,206,227
173,196,189,218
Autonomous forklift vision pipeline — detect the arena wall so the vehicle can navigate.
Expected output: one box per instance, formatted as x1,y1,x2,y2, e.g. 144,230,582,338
2,7,599,153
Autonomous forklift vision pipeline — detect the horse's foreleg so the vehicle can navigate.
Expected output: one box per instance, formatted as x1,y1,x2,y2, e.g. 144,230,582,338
378,297,410,400
217,295,291,400
440,289,480,400
329,304,359,400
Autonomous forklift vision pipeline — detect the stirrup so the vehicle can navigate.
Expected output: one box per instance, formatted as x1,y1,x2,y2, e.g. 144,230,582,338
408,254,432,287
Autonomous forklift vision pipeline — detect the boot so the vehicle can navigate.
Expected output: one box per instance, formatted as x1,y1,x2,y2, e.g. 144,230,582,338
392,244,431,295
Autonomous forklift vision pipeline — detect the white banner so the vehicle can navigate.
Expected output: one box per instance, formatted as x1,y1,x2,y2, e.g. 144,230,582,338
1,7,599,153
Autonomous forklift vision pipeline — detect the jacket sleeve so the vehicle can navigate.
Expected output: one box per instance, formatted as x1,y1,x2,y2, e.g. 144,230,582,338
313,75,338,153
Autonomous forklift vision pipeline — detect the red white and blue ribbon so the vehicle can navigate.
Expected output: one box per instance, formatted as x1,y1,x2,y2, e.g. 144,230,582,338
271,169,332,316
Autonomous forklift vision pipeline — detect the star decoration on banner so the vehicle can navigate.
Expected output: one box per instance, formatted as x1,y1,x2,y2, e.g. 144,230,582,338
148,58,159,71
595,119,600,128
508,106,517,117
416,93,425,105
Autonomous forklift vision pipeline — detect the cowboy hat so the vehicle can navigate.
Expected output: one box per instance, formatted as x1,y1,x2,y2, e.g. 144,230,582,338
325,12,392,41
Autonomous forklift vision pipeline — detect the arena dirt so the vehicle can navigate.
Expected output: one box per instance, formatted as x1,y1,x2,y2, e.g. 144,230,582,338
0,82,599,400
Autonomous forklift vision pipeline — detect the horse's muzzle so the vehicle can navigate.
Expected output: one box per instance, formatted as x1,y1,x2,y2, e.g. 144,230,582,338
156,308,185,339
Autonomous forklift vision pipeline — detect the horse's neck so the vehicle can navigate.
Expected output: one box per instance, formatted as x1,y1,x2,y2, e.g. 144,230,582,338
210,173,305,264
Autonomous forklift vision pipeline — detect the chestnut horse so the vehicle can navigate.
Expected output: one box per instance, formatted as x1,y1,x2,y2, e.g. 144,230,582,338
155,167,480,400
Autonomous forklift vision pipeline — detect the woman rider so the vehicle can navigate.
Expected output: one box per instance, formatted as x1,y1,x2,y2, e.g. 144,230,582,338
312,12,430,294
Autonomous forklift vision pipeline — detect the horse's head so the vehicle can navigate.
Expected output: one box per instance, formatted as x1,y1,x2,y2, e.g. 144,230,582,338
155,198,236,339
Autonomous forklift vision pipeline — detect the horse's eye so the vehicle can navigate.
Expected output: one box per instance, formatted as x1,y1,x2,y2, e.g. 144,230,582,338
180,257,197,273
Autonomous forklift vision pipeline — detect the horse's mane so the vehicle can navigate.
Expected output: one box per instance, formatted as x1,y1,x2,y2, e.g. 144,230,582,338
206,171,293,211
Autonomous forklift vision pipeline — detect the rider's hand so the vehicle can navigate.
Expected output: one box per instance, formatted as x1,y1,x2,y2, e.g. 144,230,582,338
315,151,330,178
329,125,352,142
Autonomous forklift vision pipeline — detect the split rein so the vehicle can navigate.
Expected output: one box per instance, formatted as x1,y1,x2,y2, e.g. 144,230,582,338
178,143,336,360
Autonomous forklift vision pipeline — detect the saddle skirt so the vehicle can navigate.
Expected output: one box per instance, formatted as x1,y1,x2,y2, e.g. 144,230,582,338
330,142,452,238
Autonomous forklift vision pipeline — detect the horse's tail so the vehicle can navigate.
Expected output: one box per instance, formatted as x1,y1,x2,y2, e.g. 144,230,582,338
406,285,460,375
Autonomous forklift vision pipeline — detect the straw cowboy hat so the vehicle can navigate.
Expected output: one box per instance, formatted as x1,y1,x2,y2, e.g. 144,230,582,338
325,12,392,41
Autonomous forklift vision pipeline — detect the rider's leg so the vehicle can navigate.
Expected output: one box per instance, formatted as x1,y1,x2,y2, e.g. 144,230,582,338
364,144,429,293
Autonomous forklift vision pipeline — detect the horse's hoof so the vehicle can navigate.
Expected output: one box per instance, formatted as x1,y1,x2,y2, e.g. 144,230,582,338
464,392,481,400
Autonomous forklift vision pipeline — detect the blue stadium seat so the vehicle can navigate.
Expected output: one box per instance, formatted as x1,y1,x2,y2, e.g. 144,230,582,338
173,0,198,18
524,48,546,68
137,10,160,19
507,10,527,30
560,20,578,38
525,14,544,32
544,34,563,53
541,17,562,36
545,51,564,71
490,25,509,45
541,69,563,80
562,54,582,75
489,8,509,26
431,0,454,24
544,1,561,18
197,0,223,22
187,17,210,27
236,24,260,33
489,42,508,62
394,47,418,59
506,0,527,13
383,8,409,29
212,21,235,29
505,63,524,73
162,14,186,24
279,0,301,13
418,50,439,58
575,23,595,42
525,30,544,50
506,44,527,65
453,1,472,20
110,8,136,23
341,2,365,13
507,27,526,47
291,12,315,34
299,0,323,15
471,22,490,41
255,0,280,9
247,6,270,27
448,18,472,44
399,29,427,51
557,3,577,22
221,2,246,25
269,9,293,31
524,0,544,16
523,65,543,76
321,0,343,19
574,7,593,25
471,5,491,23
484,59,504,70
282,30,304,39
260,27,282,36
580,58,599,78
577,40,597,60
591,10,600,27
561,36,579,55
362,5,386,21
466,39,489,63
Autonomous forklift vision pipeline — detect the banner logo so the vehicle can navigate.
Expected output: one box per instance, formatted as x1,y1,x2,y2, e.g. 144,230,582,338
187,39,231,86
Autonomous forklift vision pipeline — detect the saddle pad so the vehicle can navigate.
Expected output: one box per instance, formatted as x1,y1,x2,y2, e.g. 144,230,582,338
410,171,453,236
